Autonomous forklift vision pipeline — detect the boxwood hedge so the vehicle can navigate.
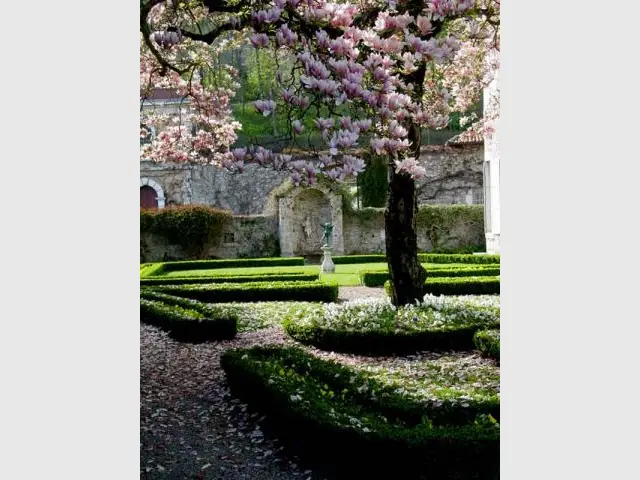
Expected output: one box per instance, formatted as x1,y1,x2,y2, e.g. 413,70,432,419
361,266,500,287
385,276,500,296
331,253,500,265
221,346,499,479
158,256,305,274
140,272,319,286
283,298,500,355
474,329,500,361
139,298,237,341
151,280,339,303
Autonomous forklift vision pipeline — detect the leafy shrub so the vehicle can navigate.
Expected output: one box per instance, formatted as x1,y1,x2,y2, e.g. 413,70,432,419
419,253,500,264
332,254,388,265
361,266,500,287
360,154,388,207
385,276,500,296
139,298,237,341
221,346,499,479
283,296,500,355
141,290,318,333
140,205,232,258
140,272,319,286
151,280,339,303
332,253,500,265
415,205,484,253
158,256,305,274
474,329,500,361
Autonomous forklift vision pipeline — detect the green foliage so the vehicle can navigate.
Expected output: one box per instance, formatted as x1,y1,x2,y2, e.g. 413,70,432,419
139,297,237,341
474,330,500,361
361,266,500,287
140,205,232,258
157,256,306,274
333,253,500,265
385,276,501,296
141,290,318,333
221,346,499,479
140,272,319,286
140,263,166,278
415,205,485,252
360,154,388,207
419,253,500,264
149,280,339,303
332,254,388,265
283,297,499,355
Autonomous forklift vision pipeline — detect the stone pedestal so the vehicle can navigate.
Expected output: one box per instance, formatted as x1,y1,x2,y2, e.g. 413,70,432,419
321,246,335,273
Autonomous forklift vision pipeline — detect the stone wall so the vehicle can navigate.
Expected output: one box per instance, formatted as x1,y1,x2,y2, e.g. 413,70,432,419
141,206,484,261
342,207,485,255
140,144,484,215
141,214,279,262
416,144,484,205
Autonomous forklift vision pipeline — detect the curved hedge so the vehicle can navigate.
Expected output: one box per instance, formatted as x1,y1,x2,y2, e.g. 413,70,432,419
151,280,339,303
361,266,500,287
140,298,237,341
140,272,319,287
474,329,500,361
221,346,499,479
283,298,500,355
385,276,500,296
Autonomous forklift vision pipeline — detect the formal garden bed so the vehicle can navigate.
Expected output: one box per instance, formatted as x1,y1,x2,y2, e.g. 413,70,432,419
283,295,499,355
141,255,500,479
222,346,499,479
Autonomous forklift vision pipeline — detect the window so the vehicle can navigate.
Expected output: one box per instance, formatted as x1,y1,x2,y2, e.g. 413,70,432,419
223,232,235,244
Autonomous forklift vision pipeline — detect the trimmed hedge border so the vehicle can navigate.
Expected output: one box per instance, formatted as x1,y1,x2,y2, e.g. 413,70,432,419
140,263,166,278
140,298,237,341
420,254,500,265
150,280,339,303
361,266,501,287
221,346,499,479
474,329,500,361
158,257,305,274
332,253,500,265
141,272,319,287
283,312,499,356
385,276,500,296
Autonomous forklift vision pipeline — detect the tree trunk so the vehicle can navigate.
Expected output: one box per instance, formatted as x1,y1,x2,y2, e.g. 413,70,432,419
385,121,427,306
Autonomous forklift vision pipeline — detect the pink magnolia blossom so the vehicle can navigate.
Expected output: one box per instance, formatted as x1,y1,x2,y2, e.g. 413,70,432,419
292,120,304,134
254,99,276,116
250,33,270,48
394,158,426,179
314,118,334,130
141,0,499,188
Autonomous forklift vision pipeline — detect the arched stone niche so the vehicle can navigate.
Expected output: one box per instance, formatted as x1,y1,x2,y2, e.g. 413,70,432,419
278,184,344,257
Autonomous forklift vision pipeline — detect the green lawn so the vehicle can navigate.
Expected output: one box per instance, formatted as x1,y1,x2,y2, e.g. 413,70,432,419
157,263,479,286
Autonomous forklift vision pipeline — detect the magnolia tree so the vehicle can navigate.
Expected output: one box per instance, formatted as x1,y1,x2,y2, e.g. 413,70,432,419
140,0,500,306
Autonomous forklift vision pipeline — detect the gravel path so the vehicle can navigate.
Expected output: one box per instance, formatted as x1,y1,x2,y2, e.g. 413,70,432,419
337,286,385,302
141,324,321,480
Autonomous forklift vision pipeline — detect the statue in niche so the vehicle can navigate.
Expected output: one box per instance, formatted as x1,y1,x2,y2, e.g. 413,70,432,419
302,215,314,240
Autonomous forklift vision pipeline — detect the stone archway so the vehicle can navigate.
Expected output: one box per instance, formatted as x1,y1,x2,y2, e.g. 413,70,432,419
278,184,344,257
140,177,166,209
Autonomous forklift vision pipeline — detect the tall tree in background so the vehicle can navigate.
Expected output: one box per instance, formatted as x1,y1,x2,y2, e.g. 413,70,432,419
140,0,500,305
